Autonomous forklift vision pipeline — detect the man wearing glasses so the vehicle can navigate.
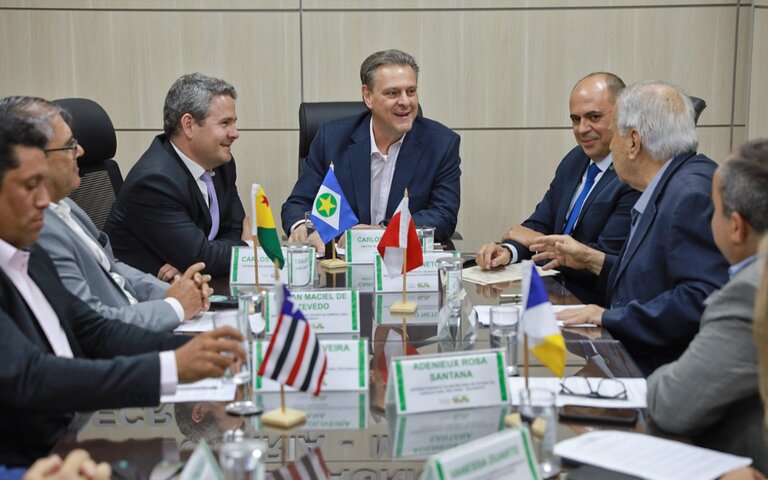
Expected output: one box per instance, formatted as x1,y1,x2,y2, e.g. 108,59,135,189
0,96,211,331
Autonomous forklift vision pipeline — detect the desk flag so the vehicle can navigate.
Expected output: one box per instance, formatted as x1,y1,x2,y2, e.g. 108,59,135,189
521,261,566,377
310,167,359,243
376,196,423,278
257,285,328,395
251,184,284,269
270,448,330,480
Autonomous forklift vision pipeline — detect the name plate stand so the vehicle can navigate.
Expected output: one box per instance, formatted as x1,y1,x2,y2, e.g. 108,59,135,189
344,229,384,264
263,289,359,334
387,350,510,415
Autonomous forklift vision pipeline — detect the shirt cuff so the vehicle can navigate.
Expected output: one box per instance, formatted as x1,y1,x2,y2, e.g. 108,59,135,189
500,243,518,264
290,219,306,233
159,350,179,396
163,297,185,322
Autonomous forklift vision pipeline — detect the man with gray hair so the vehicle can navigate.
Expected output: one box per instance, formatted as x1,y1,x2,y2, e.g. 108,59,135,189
0,95,210,331
105,73,248,278
281,49,461,249
531,81,729,374
645,139,768,471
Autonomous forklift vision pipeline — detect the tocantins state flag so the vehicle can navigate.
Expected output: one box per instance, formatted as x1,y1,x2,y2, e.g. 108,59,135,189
310,167,359,243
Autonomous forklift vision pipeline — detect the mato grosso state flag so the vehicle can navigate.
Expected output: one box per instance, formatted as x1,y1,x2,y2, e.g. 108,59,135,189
251,184,284,269
310,166,359,243
257,285,328,395
521,261,566,377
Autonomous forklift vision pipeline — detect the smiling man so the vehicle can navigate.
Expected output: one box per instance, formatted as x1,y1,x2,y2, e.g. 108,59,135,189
281,49,461,250
105,73,248,278
475,73,639,305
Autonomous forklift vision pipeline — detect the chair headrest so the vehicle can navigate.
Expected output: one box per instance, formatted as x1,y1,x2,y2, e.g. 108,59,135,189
689,96,707,125
53,98,117,166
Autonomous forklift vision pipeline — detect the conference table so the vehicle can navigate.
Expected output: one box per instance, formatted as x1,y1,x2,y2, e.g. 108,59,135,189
52,248,647,479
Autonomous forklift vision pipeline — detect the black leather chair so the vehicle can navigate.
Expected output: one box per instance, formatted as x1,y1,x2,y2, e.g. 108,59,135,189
53,98,122,230
690,96,706,125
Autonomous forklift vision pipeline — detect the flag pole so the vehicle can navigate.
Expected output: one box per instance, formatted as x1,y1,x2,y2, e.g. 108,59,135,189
389,188,418,315
524,334,530,390
280,384,286,413
274,259,280,282
253,234,260,289
402,317,408,356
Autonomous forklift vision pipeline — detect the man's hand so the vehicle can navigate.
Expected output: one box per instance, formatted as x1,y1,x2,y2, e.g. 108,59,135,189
241,215,252,242
500,225,542,246
157,263,180,283
175,326,246,383
24,450,111,480
165,262,208,320
475,243,510,270
556,304,606,326
289,223,325,255
529,235,605,275
474,281,510,299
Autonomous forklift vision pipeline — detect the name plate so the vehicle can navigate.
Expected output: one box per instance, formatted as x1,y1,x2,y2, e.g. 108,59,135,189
423,429,541,480
387,350,509,414
255,391,368,430
390,405,508,458
374,251,461,292
344,228,384,264
346,265,375,291
375,292,439,325
263,289,359,333
254,339,368,391
230,246,317,285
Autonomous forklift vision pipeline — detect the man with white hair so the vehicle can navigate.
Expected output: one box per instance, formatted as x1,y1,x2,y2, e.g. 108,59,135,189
530,81,729,374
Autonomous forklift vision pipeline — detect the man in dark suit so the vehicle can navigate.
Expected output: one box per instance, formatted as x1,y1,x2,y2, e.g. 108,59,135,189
532,81,729,374
281,49,461,250
0,115,244,467
104,73,248,278
475,73,640,305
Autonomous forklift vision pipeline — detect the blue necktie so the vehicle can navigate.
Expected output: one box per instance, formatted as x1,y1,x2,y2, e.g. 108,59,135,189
563,162,601,235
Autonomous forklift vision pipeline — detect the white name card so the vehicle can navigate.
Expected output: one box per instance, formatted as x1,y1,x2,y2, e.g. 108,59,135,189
230,246,315,285
387,350,510,414
422,429,541,480
254,391,368,430
374,251,461,293
345,265,375,291
375,292,440,325
263,289,359,333
254,339,369,392
344,228,384,264
390,405,509,458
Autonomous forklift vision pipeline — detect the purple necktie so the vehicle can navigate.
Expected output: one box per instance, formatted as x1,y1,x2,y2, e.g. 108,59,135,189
201,171,220,240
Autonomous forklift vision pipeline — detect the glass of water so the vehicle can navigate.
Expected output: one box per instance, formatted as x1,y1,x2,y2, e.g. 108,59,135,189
489,305,519,376
519,388,559,478
219,439,266,480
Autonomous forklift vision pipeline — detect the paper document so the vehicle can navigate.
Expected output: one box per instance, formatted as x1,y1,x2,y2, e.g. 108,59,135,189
554,431,752,480
463,264,558,285
160,378,236,403
474,304,595,328
174,310,265,334
508,377,647,408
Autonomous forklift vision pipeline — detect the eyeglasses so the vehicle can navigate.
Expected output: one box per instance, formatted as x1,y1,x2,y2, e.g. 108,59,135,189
559,376,627,400
44,139,79,157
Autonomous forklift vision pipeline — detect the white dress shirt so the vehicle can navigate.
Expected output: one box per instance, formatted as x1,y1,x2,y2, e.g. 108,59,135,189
369,119,405,225
171,142,209,207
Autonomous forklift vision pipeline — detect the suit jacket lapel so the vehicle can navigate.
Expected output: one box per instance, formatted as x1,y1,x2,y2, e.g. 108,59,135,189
385,122,424,219
161,137,212,231
579,166,615,219
346,120,373,224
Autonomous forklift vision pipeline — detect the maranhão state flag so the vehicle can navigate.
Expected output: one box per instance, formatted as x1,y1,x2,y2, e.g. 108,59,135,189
376,195,424,278
251,184,285,269
257,284,328,395
521,261,566,377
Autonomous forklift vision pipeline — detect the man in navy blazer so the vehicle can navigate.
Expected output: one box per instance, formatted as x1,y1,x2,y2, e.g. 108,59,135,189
105,73,248,278
533,81,729,374
476,73,639,305
281,49,461,250
0,115,244,467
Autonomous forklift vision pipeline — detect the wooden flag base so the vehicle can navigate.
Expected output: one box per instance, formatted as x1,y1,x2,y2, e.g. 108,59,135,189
390,301,418,314
260,408,307,428
320,258,348,269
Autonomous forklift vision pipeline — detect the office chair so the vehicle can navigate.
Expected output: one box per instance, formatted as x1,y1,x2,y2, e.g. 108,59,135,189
690,96,706,125
53,98,123,230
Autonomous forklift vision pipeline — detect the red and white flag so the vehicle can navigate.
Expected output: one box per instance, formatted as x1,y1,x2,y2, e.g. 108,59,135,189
268,448,330,480
376,196,424,278
257,284,328,395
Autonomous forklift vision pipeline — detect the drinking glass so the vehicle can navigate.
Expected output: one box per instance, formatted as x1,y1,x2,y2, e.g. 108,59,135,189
519,388,559,478
489,305,519,376
219,439,266,480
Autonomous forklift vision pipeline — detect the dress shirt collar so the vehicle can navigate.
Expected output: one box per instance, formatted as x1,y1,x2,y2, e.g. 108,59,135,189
171,141,207,180
0,237,30,276
49,199,71,218
632,158,674,218
592,153,612,173
369,118,405,158
728,254,757,279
